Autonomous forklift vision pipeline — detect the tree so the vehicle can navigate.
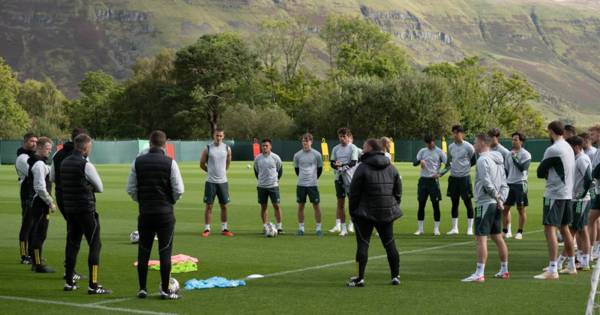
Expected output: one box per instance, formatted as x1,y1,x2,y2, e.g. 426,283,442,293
320,15,411,78
69,71,122,138
174,33,261,136
220,103,295,140
17,79,70,138
0,58,30,138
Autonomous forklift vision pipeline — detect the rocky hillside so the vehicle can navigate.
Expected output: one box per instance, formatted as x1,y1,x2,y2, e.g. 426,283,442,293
1,0,599,123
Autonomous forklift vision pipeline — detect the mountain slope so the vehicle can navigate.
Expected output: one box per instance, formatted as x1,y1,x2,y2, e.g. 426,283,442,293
1,0,599,123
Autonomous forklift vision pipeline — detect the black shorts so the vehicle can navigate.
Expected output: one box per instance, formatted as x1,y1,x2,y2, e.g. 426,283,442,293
592,195,600,211
297,186,320,204
475,203,502,236
505,183,529,207
418,177,442,202
543,198,572,227
447,176,473,200
335,179,350,199
203,182,230,204
570,200,591,231
257,187,280,205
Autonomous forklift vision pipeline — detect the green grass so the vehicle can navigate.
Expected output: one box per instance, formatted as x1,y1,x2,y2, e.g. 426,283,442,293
0,162,592,314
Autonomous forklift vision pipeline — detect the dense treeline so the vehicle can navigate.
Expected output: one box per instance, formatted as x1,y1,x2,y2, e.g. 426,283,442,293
0,15,546,140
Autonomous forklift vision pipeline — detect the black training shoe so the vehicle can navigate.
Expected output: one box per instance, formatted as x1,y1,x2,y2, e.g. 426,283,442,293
33,265,55,273
88,285,112,295
391,276,401,285
160,289,181,300
346,276,365,287
137,289,148,299
64,283,78,291
277,229,284,235
64,272,85,282
21,256,32,265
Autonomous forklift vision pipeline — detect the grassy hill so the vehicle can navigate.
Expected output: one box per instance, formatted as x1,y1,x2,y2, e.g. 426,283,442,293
1,0,599,124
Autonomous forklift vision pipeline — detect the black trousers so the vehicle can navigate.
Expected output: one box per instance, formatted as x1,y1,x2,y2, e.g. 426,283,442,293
18,193,35,259
353,216,399,280
65,212,102,287
451,197,474,219
137,213,175,292
28,198,50,266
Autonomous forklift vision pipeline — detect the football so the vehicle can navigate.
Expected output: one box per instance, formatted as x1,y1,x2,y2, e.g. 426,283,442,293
129,230,139,244
265,222,278,238
160,278,180,293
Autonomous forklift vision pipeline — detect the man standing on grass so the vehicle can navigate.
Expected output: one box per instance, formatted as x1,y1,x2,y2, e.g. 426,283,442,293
503,132,532,240
61,134,111,294
587,126,600,260
535,121,576,280
555,136,592,272
16,132,37,264
51,127,87,282
293,133,323,236
329,127,360,236
26,137,57,273
413,135,447,236
127,130,184,300
254,138,284,234
442,125,476,235
462,134,509,282
200,128,233,237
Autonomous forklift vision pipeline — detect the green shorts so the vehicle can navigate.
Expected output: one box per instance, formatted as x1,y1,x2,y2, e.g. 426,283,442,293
203,182,230,204
335,179,350,199
543,198,572,227
475,203,502,236
570,200,591,231
447,176,473,200
257,187,280,205
297,186,320,204
505,183,528,207
418,177,442,202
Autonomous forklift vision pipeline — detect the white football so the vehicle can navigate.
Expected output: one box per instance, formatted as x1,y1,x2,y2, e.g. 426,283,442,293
130,230,139,244
160,278,180,293
265,222,278,238
246,164,251,169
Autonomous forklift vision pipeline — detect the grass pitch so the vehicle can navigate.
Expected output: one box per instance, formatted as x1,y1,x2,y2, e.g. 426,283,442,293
0,162,592,314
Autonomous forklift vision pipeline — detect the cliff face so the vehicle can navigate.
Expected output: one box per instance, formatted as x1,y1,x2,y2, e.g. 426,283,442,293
1,0,599,122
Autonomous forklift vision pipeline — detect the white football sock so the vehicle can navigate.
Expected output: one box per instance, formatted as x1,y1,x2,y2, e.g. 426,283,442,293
467,219,474,232
451,218,458,230
417,221,424,232
557,255,567,267
568,256,576,269
335,219,341,227
221,222,228,231
500,261,508,273
548,260,558,273
506,224,511,234
582,254,590,267
276,222,282,230
298,223,305,231
434,221,440,231
341,223,348,233
475,263,485,277
204,224,211,231
315,223,322,231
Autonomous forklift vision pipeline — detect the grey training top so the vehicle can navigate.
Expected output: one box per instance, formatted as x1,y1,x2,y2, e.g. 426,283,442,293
448,141,475,177
206,142,229,184
32,160,54,206
475,151,509,207
330,143,360,181
573,152,592,201
506,148,532,184
254,152,283,188
15,153,29,184
491,143,511,171
293,148,322,187
416,147,447,178
542,139,575,200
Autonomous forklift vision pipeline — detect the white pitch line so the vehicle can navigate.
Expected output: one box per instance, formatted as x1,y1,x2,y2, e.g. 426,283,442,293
0,295,178,315
258,229,544,279
87,297,138,305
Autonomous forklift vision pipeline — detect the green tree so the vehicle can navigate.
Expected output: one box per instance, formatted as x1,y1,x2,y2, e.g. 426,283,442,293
69,70,122,138
320,15,411,78
17,79,69,138
174,33,261,136
0,58,30,138
220,103,295,140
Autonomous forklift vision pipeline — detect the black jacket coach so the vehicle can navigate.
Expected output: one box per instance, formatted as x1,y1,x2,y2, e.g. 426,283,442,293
60,152,98,214
127,147,184,215
349,151,403,223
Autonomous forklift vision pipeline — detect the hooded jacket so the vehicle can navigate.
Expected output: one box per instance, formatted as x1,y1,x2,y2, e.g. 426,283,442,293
349,151,403,223
475,150,509,207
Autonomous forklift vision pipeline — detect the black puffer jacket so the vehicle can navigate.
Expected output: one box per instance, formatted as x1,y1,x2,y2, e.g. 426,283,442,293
349,151,403,223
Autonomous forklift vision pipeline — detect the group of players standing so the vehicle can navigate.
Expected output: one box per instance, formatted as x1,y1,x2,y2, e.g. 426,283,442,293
12,120,600,298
